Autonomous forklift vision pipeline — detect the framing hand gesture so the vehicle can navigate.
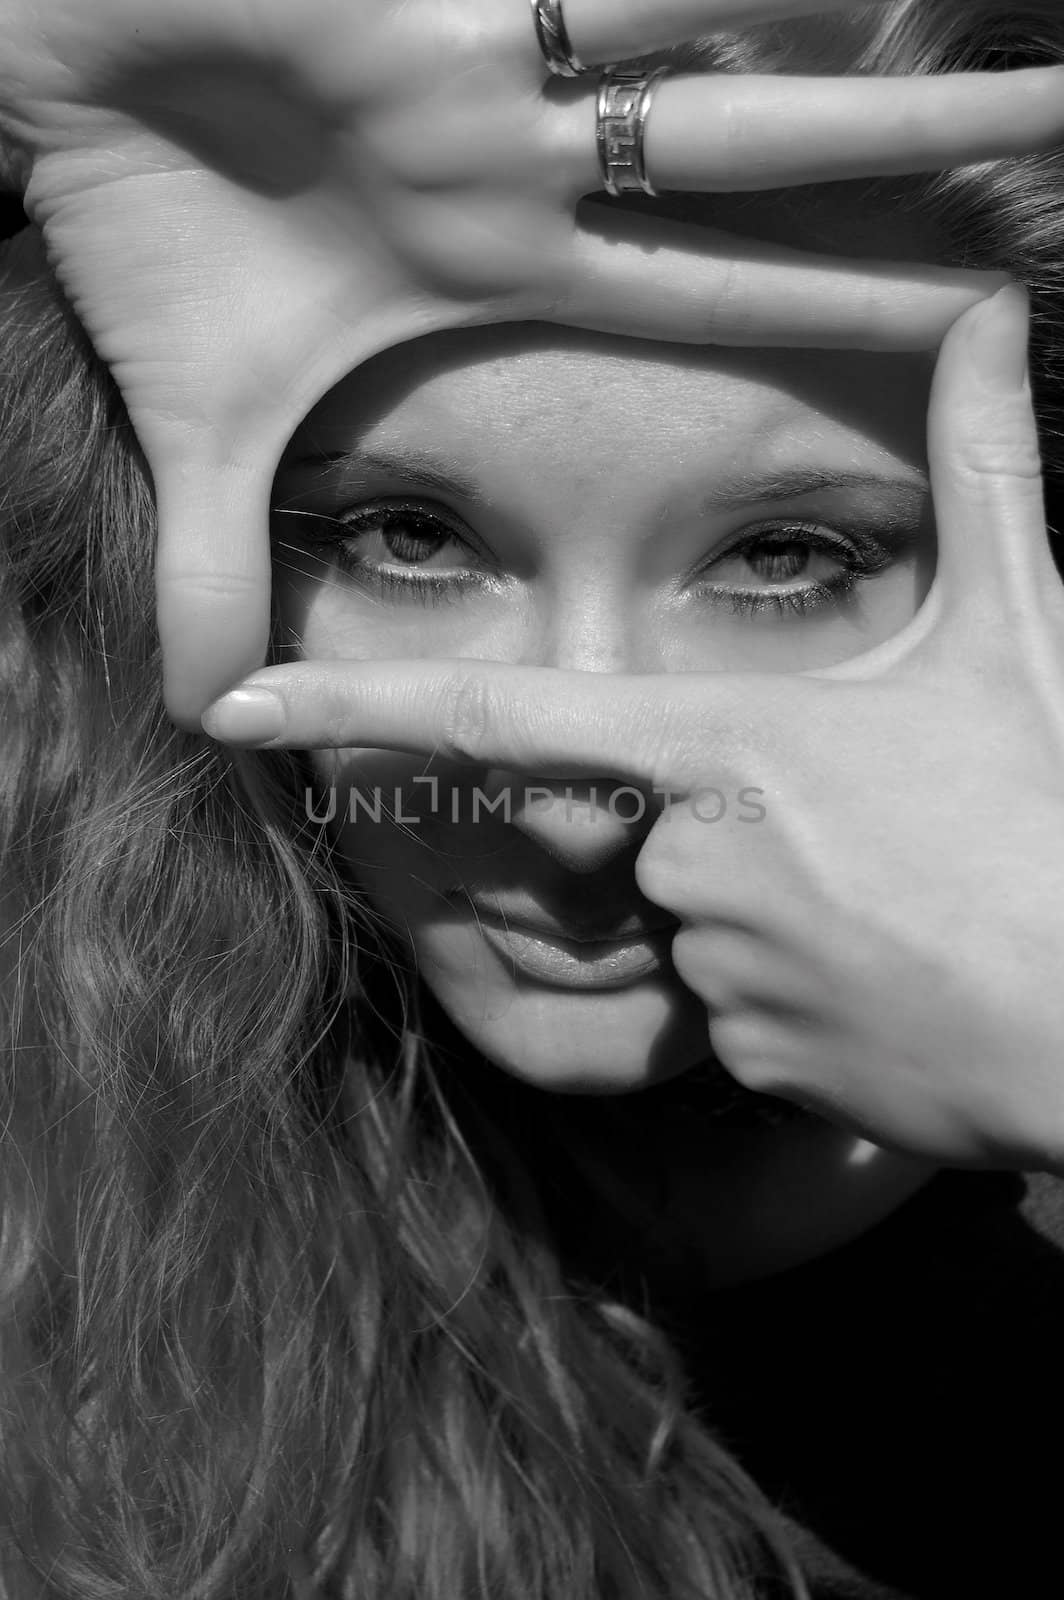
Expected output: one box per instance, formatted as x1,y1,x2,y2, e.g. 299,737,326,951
202,287,1064,1173
1,0,1061,723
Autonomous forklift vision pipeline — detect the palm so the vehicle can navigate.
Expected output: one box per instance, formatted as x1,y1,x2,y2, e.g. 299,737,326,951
0,0,586,710
7,0,568,500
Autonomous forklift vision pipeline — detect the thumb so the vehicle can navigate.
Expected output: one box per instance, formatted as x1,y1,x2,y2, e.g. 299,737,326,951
925,283,1056,631
811,284,1058,689
150,439,275,731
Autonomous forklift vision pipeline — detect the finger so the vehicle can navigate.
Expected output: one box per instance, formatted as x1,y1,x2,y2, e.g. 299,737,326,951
152,451,275,730
560,206,1010,351
560,68,1064,198
197,657,794,790
551,0,892,69
926,283,1058,623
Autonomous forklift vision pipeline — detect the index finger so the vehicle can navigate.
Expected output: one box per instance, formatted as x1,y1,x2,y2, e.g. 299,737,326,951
198,658,791,790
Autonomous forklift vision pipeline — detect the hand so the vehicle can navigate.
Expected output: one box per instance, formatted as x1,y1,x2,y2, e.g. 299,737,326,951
2,0,1062,729
199,284,1064,1174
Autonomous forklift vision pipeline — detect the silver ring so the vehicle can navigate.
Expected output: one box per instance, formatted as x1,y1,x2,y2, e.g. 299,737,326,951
530,0,589,77
596,67,669,198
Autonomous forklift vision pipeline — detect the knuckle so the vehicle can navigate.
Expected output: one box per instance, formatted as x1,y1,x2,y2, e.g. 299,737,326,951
323,683,359,747
707,1015,777,1088
945,413,1045,488
637,695,711,790
634,830,687,907
890,93,939,155
950,442,1044,487
162,570,262,604
857,276,897,346
718,94,757,175
674,930,751,1010
704,252,749,340
389,195,554,305
439,671,495,763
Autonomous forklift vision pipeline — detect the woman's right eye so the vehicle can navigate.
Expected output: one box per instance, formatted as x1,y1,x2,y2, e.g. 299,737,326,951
282,499,496,606
310,500,473,569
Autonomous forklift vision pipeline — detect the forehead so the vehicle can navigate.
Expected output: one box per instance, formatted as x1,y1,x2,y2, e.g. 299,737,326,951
287,328,931,492
285,185,940,485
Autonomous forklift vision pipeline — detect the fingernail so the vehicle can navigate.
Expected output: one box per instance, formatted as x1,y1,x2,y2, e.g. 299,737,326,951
200,687,286,744
966,283,1031,393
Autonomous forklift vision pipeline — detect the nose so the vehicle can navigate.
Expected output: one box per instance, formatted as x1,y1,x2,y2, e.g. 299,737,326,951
480,585,666,872
477,770,660,874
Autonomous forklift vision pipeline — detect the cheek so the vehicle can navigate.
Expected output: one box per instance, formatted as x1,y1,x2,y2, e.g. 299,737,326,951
271,559,331,663
311,752,488,911
310,749,439,826
670,556,934,675
307,750,424,882
288,565,526,665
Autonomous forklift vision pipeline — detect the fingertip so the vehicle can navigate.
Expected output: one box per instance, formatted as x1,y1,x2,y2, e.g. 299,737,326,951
154,531,274,733
161,625,273,733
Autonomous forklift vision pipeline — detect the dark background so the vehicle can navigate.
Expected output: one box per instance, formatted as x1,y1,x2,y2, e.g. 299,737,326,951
0,193,25,240
1,192,25,241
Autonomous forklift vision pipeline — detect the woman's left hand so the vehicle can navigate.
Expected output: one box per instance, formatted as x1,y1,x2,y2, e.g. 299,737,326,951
201,284,1064,1174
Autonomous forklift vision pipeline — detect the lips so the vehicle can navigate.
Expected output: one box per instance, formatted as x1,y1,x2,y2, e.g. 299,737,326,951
454,890,680,947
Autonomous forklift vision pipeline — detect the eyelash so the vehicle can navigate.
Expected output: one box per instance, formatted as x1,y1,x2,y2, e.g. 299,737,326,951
295,499,896,619
692,531,891,618
298,501,491,607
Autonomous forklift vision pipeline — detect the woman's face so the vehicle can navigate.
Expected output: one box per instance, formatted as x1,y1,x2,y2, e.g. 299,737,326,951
273,286,935,1096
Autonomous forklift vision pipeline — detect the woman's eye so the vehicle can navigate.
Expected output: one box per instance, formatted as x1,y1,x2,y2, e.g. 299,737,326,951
277,503,904,620
691,522,896,620
289,499,493,606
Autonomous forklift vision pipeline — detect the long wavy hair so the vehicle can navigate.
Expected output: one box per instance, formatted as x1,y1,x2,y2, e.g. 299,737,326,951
1,3,1062,1596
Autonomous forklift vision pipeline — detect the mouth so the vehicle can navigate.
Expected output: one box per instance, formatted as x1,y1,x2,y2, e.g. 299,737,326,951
459,902,677,992
456,891,681,948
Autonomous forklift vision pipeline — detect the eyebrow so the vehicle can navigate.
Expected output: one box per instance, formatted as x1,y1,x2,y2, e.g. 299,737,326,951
281,448,929,514
694,465,929,514
281,447,486,506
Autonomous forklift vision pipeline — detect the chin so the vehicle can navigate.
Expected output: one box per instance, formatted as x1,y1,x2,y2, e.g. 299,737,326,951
418,963,714,1097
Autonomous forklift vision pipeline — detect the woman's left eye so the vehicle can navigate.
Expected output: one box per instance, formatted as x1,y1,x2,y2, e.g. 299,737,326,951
690,522,896,619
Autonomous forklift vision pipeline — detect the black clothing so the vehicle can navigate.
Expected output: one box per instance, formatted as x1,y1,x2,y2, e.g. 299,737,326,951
418,986,1062,1598
667,1169,1064,1599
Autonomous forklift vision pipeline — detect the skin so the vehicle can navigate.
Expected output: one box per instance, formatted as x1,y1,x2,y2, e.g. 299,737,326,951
5,0,1058,725
269,192,946,1285
274,328,933,1087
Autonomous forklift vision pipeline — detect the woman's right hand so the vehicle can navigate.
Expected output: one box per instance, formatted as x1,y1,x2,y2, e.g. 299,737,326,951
1,0,1062,728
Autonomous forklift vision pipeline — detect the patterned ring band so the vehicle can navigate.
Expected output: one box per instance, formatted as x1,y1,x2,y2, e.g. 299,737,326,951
529,0,590,77
596,67,670,198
